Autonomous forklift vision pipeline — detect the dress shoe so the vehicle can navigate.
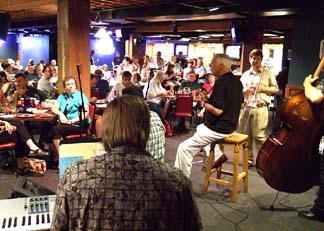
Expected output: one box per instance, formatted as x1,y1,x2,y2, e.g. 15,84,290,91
298,209,324,222
212,154,228,169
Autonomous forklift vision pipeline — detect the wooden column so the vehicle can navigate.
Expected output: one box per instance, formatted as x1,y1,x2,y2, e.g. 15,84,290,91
57,0,90,97
241,24,264,72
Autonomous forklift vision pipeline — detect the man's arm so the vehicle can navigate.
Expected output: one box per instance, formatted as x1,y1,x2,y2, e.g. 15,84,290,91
304,75,324,103
201,101,223,116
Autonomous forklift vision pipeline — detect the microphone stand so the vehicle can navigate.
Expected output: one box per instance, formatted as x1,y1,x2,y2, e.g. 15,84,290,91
77,64,86,137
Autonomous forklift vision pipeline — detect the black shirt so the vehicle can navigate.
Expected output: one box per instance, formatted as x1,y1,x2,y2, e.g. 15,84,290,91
204,72,243,134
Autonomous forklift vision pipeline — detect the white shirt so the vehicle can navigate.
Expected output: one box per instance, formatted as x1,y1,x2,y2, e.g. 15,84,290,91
147,78,166,104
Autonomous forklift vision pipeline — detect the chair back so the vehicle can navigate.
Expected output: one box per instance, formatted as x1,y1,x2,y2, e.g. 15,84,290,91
87,104,96,133
174,95,193,117
91,88,101,99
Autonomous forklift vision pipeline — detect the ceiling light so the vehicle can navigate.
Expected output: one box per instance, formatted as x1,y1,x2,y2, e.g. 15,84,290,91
94,28,108,38
209,7,219,12
179,38,191,42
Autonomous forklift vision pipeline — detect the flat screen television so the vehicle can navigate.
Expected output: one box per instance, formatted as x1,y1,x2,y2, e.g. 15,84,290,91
225,44,241,61
175,43,189,57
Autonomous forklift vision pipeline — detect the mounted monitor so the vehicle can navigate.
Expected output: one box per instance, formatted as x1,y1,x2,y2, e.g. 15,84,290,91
0,13,11,42
225,44,242,61
175,43,189,57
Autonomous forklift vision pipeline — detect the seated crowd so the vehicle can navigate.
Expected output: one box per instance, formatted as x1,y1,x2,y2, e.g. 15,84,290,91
0,51,213,175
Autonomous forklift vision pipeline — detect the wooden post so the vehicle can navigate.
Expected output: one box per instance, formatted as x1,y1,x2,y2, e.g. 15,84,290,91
57,0,90,98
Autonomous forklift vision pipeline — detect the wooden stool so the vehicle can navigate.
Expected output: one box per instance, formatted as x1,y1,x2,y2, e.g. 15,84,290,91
203,132,248,203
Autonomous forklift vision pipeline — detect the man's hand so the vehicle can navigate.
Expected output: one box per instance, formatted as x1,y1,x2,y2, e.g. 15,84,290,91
303,74,318,87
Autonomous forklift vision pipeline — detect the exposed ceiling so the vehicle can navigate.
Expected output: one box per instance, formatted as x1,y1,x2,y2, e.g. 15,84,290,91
1,0,324,42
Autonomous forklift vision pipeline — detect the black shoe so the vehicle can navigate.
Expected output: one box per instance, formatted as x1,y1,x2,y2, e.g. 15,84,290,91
29,149,49,157
212,154,228,169
298,209,324,222
248,160,254,168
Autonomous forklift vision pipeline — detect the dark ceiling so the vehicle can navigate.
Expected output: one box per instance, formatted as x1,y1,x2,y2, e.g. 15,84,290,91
1,0,324,42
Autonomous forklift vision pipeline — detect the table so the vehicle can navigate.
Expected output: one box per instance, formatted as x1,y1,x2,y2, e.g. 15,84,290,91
0,113,57,123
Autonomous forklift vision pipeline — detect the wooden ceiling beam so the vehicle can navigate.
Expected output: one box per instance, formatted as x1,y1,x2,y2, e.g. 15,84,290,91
0,0,56,11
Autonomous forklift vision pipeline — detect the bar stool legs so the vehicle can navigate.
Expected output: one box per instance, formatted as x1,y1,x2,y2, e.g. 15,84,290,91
203,133,249,203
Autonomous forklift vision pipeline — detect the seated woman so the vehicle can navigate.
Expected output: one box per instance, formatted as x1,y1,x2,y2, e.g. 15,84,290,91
147,71,171,118
51,76,90,165
162,63,180,89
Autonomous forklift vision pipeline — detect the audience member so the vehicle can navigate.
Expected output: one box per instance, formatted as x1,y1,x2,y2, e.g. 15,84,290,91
131,72,142,87
108,71,132,99
11,72,45,107
122,85,166,162
147,70,171,117
155,51,165,70
112,51,122,69
94,69,109,99
183,59,195,81
50,76,90,167
37,64,58,99
195,57,207,82
50,95,202,230
177,51,188,69
178,70,201,92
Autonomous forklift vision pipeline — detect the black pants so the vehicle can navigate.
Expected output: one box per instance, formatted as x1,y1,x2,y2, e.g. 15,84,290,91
51,123,88,139
0,120,30,157
314,151,324,215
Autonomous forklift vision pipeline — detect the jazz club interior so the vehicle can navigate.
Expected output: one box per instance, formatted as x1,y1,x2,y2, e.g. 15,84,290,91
0,0,324,230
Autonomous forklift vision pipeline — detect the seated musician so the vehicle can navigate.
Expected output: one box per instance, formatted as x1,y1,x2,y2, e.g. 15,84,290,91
50,76,90,168
174,54,244,178
50,95,202,230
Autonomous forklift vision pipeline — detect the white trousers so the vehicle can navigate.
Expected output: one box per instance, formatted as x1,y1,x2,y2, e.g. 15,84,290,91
174,123,230,178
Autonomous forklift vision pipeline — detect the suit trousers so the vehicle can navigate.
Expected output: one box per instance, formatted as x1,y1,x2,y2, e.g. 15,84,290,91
246,106,268,163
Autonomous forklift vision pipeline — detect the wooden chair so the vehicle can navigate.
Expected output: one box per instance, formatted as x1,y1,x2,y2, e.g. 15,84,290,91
65,104,96,139
203,132,249,203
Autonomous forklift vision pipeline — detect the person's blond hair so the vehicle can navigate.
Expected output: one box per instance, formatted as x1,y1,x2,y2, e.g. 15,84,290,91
101,95,150,151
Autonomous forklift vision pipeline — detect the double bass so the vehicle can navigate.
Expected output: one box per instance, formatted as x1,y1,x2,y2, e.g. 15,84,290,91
256,56,324,193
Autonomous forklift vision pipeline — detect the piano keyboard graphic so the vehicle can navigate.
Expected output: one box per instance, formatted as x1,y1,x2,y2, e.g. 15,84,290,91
0,195,56,231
